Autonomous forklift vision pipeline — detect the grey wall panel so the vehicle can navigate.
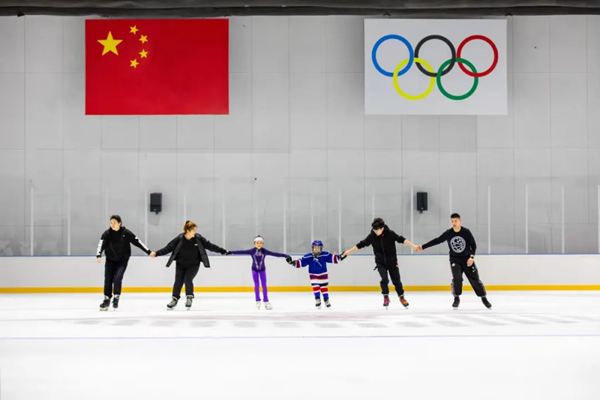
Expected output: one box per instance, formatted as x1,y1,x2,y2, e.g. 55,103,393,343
1,15,599,255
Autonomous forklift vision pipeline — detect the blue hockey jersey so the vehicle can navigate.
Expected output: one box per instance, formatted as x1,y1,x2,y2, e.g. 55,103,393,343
294,251,339,274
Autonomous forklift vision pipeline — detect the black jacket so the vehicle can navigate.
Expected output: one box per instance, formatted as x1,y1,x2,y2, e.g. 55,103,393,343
155,233,227,268
356,225,406,267
422,227,476,261
96,226,151,263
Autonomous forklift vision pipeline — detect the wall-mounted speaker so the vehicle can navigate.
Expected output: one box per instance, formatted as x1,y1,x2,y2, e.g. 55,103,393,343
150,193,162,214
416,192,428,213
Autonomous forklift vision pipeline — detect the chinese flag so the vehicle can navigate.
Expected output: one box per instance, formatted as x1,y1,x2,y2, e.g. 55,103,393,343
85,19,229,115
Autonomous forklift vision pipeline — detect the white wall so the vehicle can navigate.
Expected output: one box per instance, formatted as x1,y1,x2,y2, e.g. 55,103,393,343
1,255,599,291
2,15,600,258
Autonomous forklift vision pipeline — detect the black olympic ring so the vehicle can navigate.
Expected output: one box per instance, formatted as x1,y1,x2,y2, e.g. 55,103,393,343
414,35,456,78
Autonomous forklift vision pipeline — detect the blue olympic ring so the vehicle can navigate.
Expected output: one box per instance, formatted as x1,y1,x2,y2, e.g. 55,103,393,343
371,34,414,78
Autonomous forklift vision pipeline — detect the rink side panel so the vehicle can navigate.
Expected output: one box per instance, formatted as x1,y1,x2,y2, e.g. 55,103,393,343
0,255,599,293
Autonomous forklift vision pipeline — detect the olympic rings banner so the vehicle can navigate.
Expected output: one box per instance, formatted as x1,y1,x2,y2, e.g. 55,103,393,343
365,19,507,115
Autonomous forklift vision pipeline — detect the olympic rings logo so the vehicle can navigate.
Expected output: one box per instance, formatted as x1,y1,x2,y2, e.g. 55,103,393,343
371,34,499,101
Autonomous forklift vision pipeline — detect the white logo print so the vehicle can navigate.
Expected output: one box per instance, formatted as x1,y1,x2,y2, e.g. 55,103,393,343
450,236,466,253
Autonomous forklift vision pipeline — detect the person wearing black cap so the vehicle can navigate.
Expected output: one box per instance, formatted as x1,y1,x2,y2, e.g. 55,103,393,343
96,215,151,311
342,217,418,309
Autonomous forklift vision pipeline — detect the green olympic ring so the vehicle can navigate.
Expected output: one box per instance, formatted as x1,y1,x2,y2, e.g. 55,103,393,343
436,58,479,101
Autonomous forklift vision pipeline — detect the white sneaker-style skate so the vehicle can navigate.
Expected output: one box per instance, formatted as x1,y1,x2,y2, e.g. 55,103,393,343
264,302,273,310
256,301,261,309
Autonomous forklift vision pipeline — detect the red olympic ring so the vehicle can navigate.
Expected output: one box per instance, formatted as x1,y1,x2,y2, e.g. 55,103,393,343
456,35,498,78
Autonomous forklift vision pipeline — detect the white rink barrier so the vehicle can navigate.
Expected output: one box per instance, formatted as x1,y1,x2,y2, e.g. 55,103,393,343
1,254,600,292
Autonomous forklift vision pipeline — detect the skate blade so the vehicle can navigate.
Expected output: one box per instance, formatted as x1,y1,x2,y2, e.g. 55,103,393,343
99,307,108,311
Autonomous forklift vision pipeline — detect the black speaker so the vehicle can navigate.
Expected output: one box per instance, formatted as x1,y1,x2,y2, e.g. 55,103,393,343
150,193,162,214
416,192,428,213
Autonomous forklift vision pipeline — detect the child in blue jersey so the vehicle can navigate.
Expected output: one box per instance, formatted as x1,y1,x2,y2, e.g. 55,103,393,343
288,240,345,309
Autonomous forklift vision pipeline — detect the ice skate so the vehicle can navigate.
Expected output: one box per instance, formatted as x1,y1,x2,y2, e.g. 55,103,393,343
112,295,120,310
482,297,492,309
256,301,261,309
399,295,409,309
452,296,460,309
167,297,178,310
383,295,390,309
324,299,331,308
185,295,193,310
264,302,273,310
383,294,390,310
315,298,322,309
99,296,110,311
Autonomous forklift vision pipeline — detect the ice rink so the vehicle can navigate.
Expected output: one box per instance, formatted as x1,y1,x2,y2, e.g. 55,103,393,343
1,291,599,400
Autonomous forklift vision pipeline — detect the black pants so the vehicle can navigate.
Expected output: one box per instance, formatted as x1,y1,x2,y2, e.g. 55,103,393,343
451,259,487,297
377,264,404,296
172,263,200,298
104,261,127,297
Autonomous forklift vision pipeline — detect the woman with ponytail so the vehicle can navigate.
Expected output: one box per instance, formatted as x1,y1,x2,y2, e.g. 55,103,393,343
151,221,229,310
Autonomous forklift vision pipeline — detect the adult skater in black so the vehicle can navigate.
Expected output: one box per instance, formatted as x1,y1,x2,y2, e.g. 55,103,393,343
151,221,229,310
342,217,418,309
96,215,151,311
417,213,492,309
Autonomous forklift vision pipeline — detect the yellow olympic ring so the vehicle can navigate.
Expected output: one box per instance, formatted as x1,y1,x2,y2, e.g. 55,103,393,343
392,58,435,101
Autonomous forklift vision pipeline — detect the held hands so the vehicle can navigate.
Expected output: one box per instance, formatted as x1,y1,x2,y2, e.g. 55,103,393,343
150,252,156,258
223,251,231,255
338,254,347,261
414,245,423,252
285,256,292,264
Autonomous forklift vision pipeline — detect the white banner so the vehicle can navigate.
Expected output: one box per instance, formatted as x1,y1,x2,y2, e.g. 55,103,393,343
365,19,508,115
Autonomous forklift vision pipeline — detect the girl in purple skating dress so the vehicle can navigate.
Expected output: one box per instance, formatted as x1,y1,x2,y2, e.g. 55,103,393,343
230,236,291,310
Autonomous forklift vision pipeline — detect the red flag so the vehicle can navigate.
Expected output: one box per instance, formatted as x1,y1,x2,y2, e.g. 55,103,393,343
85,19,229,115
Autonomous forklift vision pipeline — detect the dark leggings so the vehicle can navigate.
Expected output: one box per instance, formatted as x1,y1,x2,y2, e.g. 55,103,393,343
377,265,405,296
172,263,201,298
104,261,127,297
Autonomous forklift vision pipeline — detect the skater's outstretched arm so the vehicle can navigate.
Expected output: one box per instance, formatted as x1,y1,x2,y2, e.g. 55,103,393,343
125,229,151,255
293,255,312,269
420,230,451,251
96,230,108,263
262,248,288,258
323,252,341,264
342,233,373,257
153,236,180,257
197,234,228,255
229,248,255,255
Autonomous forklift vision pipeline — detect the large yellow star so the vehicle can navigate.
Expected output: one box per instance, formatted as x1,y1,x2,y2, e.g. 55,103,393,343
130,59,139,68
139,49,148,58
98,31,122,56
139,35,148,44
130,25,138,34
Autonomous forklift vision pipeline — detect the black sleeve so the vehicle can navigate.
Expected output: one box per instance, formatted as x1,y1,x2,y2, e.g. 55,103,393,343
391,231,405,244
198,235,227,255
465,229,477,256
421,230,450,250
155,236,180,256
125,229,151,255
356,233,374,249
96,230,108,257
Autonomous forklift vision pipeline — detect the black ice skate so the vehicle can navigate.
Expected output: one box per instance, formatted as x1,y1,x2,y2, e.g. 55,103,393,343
383,295,390,309
399,295,409,309
99,296,110,311
324,299,331,308
315,298,322,309
112,295,120,309
167,297,178,310
452,296,460,309
482,297,492,309
185,295,193,310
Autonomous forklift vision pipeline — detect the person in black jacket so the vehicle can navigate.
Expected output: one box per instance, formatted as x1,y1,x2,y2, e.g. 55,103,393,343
96,215,151,311
151,220,229,310
342,217,418,309
417,213,492,309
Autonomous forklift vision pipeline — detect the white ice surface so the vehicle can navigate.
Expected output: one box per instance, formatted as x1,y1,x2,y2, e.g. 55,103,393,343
1,292,600,400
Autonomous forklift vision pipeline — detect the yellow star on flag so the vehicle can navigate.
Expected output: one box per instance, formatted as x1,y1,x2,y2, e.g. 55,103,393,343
130,59,139,68
139,49,148,58
139,35,148,44
98,32,122,56
130,26,138,34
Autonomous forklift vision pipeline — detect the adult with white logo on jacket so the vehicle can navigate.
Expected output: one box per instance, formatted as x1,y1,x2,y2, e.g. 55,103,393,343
96,215,151,311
